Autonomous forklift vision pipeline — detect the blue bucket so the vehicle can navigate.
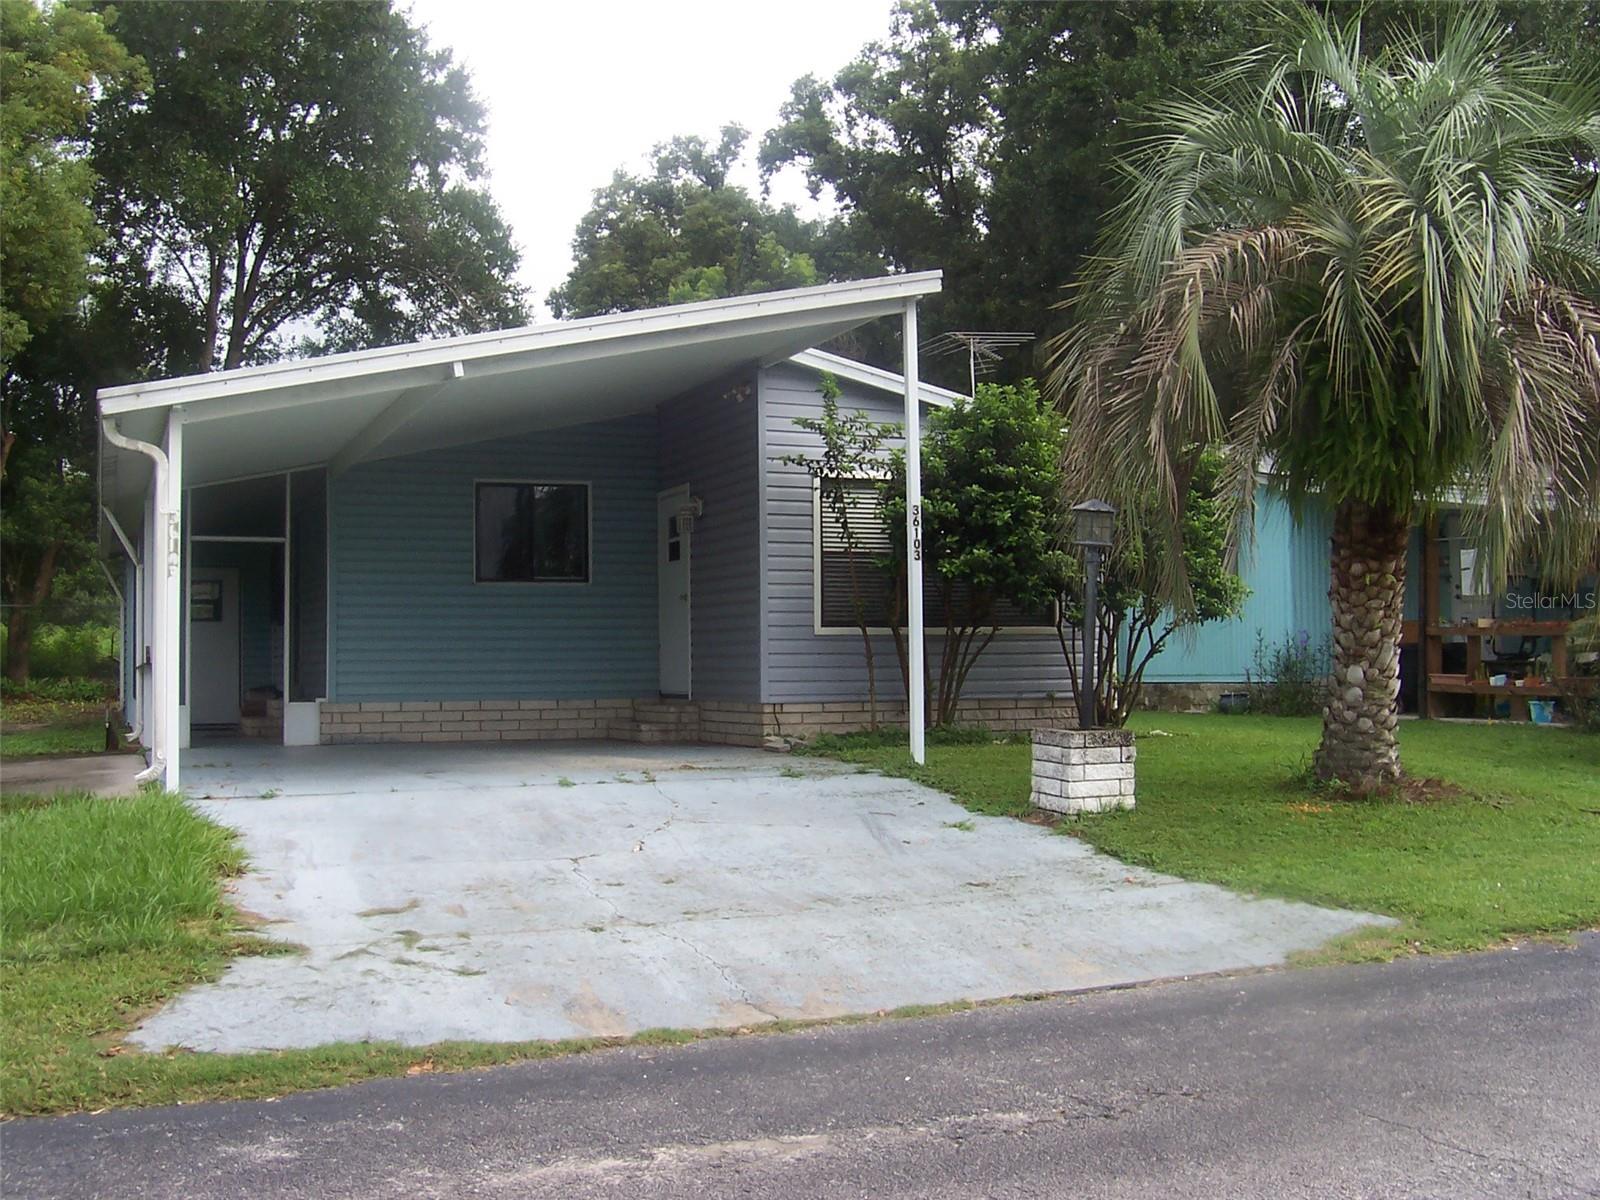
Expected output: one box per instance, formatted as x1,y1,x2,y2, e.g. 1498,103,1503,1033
1529,699,1555,725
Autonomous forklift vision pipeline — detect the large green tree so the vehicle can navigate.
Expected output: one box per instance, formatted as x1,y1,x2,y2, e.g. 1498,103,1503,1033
1049,7,1600,791
761,1,1600,384
550,125,878,319
1,288,196,682
0,0,138,682
759,1,1263,381
89,0,525,371
0,0,137,369
4,0,528,682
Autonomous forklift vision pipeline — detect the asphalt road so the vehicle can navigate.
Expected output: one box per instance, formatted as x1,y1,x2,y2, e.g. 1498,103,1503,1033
6,936,1597,1199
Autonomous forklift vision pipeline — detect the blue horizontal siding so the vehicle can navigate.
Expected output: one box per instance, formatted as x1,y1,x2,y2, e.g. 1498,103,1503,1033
759,362,1074,703
329,414,658,701
1144,491,1334,683
657,376,761,702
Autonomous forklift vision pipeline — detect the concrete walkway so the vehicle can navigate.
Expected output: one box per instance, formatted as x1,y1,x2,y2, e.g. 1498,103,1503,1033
1,753,144,798
131,741,1391,1052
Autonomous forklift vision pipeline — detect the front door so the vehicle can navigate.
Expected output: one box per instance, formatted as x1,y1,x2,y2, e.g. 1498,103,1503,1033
657,486,691,697
189,567,241,726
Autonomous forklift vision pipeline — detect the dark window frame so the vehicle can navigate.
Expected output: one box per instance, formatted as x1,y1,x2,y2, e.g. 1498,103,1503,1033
473,480,592,585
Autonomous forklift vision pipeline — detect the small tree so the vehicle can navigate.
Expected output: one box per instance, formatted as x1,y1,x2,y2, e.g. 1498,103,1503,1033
1058,452,1248,726
883,381,1069,727
780,373,897,727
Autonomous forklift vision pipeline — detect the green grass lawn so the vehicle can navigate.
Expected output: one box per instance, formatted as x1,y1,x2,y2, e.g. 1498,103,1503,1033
0,715,110,758
808,714,1600,960
1,693,121,759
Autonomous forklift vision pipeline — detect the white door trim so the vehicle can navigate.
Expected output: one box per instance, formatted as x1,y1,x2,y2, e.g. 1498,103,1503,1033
657,484,692,698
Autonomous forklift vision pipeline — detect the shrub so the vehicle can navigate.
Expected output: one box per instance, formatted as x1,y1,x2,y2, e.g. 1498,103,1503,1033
1562,613,1599,732
1559,689,1600,733
1248,629,1331,716
0,623,118,681
1,677,113,705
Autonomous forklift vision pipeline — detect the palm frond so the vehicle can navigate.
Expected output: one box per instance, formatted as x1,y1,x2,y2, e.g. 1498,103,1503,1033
1050,2,1600,607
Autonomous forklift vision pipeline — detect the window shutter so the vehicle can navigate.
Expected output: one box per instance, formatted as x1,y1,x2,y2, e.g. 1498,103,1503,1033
819,480,893,628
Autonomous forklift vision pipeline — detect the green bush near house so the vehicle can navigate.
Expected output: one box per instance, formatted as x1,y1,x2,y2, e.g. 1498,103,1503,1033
1247,629,1331,717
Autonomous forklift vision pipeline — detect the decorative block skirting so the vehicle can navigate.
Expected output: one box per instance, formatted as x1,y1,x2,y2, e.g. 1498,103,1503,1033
316,696,1077,747
319,698,634,744
696,701,768,747
1031,727,1136,815
761,698,1079,743
1134,682,1240,713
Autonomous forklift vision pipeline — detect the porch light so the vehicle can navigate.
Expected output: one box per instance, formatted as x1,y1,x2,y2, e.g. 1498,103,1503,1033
1071,499,1116,549
1071,499,1116,730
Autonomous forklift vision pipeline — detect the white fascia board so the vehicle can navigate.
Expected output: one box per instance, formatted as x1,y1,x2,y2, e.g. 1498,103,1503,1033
787,348,966,408
98,271,944,416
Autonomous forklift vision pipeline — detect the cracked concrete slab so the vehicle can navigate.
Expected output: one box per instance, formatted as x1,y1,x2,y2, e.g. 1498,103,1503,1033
129,740,1393,1052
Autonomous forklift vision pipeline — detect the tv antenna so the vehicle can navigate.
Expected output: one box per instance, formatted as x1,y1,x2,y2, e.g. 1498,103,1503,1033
921,330,1036,396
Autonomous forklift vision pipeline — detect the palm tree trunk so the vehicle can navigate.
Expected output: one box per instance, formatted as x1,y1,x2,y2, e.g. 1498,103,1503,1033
1313,500,1410,792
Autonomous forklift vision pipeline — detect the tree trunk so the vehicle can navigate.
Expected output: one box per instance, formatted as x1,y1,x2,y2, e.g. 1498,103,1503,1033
3,539,61,685
1313,500,1410,792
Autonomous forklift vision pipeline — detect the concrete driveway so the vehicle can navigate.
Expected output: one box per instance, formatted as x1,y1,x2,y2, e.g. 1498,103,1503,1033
132,741,1388,1053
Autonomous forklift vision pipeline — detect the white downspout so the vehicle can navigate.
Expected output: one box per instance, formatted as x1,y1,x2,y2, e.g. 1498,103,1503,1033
102,416,178,787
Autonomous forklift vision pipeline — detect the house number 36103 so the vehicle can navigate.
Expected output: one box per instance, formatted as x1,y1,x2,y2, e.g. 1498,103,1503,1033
911,503,922,561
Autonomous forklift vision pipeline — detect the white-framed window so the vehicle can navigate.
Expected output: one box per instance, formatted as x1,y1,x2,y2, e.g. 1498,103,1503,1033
474,481,591,583
812,477,1056,633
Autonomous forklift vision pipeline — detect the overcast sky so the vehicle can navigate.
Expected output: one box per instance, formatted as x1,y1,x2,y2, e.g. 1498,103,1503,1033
405,0,896,319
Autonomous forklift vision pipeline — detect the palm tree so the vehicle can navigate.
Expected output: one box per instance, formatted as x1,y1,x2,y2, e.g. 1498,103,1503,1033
1049,7,1600,792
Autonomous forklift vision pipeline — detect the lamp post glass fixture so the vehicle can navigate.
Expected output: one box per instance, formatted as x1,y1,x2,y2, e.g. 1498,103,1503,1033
1072,499,1116,730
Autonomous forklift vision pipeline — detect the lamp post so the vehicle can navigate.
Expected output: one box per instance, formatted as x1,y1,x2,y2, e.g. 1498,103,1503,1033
1071,499,1116,730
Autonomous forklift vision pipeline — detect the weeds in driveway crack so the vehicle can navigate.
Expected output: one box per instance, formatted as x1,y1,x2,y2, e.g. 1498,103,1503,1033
356,898,419,919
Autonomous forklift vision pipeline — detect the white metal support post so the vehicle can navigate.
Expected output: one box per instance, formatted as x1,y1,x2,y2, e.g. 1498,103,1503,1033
902,299,926,764
283,474,293,737
159,408,184,790
181,486,192,750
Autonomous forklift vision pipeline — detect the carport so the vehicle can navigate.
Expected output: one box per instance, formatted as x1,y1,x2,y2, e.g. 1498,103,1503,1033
129,741,1388,1052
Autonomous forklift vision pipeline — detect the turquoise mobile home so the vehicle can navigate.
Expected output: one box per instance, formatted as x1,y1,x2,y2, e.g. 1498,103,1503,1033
99,275,1074,790
1143,492,1597,718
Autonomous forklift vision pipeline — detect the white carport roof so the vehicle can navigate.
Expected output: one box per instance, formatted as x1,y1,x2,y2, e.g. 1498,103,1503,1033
100,271,944,529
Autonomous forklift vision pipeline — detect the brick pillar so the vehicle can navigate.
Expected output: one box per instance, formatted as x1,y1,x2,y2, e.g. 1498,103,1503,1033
1030,728,1136,814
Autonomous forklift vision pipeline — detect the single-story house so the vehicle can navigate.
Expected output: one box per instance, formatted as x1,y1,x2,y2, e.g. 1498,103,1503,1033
100,273,1075,790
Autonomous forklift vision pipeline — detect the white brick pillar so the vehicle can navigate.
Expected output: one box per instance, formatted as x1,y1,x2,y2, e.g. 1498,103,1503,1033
1031,728,1135,814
